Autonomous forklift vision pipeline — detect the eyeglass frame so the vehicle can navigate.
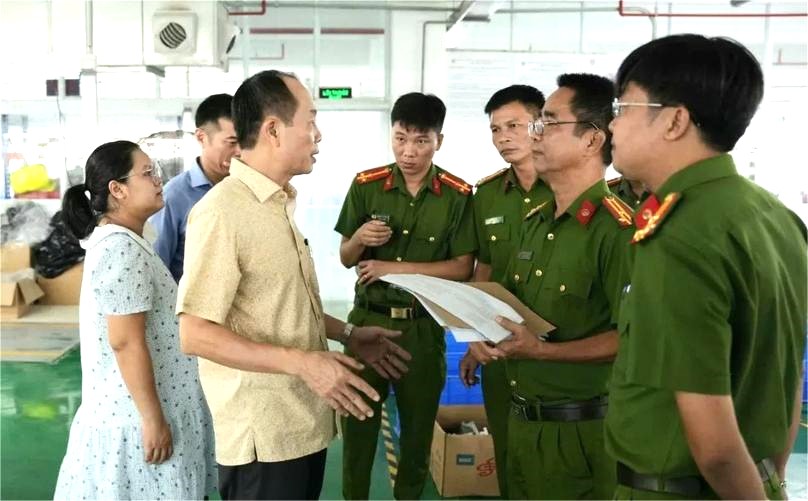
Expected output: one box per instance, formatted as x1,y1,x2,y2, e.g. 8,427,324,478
611,99,667,118
527,118,601,138
611,99,702,127
116,165,163,184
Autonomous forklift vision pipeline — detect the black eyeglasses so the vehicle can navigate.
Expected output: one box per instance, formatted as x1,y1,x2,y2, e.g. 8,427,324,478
528,119,600,138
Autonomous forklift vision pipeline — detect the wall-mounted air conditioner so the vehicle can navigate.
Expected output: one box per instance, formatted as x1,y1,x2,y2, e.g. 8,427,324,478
143,1,237,69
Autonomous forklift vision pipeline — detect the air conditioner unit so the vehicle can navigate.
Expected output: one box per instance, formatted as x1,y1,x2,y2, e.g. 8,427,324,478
143,1,237,69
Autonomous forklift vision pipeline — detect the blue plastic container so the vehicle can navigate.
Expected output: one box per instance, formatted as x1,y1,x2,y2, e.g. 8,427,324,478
444,331,468,355
802,347,807,403
439,375,484,405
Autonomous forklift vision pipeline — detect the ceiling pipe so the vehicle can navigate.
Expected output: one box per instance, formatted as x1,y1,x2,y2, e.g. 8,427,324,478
249,27,384,35
617,0,806,17
228,0,267,16
446,0,478,33
236,1,462,12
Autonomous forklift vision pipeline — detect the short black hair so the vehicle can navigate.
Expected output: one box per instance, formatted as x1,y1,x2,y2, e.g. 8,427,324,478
390,93,446,134
557,73,615,165
484,85,545,118
615,34,763,152
195,93,234,128
232,70,299,149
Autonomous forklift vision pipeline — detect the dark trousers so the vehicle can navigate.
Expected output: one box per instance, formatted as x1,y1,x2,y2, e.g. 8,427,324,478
218,449,327,500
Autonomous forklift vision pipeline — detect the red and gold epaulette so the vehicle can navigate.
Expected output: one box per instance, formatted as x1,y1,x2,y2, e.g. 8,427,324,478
475,168,509,188
631,192,682,244
602,195,634,228
606,177,622,188
437,171,472,195
355,166,392,185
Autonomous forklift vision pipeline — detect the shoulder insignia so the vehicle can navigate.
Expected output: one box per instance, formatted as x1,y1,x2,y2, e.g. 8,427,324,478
356,166,392,185
602,195,634,228
576,199,598,226
475,168,509,188
438,172,472,195
606,177,622,188
631,193,682,244
524,201,549,220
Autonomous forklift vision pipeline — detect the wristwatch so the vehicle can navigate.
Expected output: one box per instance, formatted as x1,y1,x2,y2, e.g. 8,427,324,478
342,323,355,344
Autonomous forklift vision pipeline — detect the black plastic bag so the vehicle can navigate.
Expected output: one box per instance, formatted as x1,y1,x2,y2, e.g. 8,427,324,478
33,211,85,278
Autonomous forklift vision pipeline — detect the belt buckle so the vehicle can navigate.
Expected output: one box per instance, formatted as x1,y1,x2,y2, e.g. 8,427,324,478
390,307,413,319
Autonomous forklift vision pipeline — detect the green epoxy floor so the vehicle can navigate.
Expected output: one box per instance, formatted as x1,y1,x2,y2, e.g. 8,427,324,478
2,349,806,500
0,350,451,500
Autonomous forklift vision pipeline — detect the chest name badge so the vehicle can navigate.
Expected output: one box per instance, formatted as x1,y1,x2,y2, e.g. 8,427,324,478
371,213,391,223
484,216,505,225
517,250,533,260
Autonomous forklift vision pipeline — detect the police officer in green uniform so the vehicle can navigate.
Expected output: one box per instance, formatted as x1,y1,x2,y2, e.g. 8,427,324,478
493,73,634,500
457,84,551,499
605,34,806,500
335,92,477,500
607,176,646,207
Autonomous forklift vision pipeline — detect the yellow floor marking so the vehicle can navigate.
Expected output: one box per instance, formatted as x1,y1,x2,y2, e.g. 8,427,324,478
381,402,398,488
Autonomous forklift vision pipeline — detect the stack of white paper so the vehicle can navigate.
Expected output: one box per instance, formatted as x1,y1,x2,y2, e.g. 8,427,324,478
381,274,523,343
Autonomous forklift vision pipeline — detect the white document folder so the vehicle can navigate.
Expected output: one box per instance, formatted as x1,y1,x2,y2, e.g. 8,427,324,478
381,274,555,343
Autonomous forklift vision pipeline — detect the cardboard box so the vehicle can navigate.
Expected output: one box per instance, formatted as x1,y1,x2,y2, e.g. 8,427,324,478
37,262,83,305
1,270,45,320
1,243,32,272
430,405,499,498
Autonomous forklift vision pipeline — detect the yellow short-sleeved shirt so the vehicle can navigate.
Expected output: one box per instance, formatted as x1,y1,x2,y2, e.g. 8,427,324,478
177,158,334,465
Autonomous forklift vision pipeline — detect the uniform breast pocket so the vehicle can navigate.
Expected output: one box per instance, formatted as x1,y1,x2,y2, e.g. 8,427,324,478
411,227,448,261
538,267,593,325
484,223,510,245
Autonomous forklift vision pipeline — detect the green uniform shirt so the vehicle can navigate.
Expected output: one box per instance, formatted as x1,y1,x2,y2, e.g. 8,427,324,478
474,167,554,284
504,179,634,401
605,154,808,477
334,163,477,307
609,177,646,208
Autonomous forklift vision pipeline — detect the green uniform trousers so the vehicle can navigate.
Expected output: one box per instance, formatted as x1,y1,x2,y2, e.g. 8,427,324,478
507,415,615,500
612,469,785,499
342,308,446,500
480,360,510,499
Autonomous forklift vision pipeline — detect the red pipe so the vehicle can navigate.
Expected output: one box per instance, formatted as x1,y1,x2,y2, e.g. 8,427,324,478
228,0,267,16
249,27,385,35
618,0,806,17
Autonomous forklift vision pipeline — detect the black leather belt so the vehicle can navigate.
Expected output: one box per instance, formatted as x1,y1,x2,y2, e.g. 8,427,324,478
617,458,776,497
510,394,608,422
358,301,424,320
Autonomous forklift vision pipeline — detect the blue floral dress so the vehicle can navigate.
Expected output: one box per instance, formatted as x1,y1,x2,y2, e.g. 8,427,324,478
54,224,217,500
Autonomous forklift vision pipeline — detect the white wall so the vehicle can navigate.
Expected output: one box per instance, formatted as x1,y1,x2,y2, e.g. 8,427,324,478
1,0,807,302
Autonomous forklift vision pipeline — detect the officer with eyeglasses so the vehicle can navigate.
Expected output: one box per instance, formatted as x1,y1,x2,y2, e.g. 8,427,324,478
458,84,552,499
489,73,634,499
605,34,806,500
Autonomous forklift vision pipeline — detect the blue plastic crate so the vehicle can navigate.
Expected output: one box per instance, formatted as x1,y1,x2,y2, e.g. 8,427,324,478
444,330,469,354
440,375,484,405
446,353,464,377
803,348,807,403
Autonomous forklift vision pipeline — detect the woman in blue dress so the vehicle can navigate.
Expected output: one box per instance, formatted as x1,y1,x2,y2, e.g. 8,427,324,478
54,140,217,499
